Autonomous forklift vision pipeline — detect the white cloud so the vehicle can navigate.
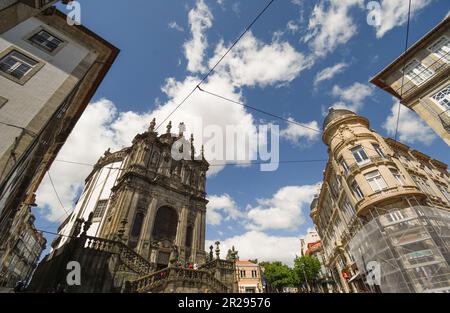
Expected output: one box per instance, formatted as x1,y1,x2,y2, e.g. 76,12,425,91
206,194,243,225
184,0,213,73
280,119,320,146
383,99,436,145
36,99,125,221
207,231,300,266
374,0,432,38
286,20,300,34
168,21,184,32
314,62,348,86
210,31,313,88
36,0,313,223
246,184,321,231
330,82,373,112
304,0,364,57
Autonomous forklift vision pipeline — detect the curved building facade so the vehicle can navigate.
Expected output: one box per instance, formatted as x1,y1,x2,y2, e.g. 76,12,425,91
311,108,450,293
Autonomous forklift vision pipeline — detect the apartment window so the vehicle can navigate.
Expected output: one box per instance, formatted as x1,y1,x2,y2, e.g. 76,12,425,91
365,170,388,192
340,158,350,175
403,59,433,85
93,199,108,219
372,143,387,159
428,36,450,63
390,168,405,186
240,270,246,278
0,50,38,80
412,175,436,196
351,181,364,199
351,145,369,164
438,185,450,202
387,210,405,223
251,270,258,278
343,198,356,220
29,30,64,53
432,84,450,110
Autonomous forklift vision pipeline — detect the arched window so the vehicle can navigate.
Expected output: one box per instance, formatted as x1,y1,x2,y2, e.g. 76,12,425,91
185,226,193,247
152,206,178,243
131,211,145,238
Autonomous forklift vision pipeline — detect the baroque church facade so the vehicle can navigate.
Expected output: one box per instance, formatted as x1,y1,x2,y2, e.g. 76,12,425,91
29,120,237,293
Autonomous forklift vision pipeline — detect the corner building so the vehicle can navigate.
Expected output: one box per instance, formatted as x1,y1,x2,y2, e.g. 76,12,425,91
311,108,450,293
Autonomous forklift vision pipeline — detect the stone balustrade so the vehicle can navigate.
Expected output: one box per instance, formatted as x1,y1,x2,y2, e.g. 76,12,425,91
129,267,230,293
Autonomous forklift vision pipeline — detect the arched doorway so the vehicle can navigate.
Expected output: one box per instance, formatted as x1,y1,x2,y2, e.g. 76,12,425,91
152,206,178,242
152,206,178,269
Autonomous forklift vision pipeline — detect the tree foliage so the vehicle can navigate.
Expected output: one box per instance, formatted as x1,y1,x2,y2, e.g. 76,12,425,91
260,261,293,291
293,255,321,286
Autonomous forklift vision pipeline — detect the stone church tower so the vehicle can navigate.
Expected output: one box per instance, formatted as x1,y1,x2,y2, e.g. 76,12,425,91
52,119,209,268
30,119,238,293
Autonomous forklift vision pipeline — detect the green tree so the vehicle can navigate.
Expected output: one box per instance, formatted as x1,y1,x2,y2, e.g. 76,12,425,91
293,255,321,291
260,261,293,292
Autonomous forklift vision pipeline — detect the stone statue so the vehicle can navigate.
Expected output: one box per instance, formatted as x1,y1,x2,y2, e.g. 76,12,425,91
215,241,220,260
169,244,179,267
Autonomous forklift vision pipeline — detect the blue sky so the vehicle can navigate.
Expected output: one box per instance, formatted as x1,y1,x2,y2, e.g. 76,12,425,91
35,0,450,265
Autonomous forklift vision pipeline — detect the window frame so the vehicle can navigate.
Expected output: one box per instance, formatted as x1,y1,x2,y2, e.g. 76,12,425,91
428,36,450,63
365,170,388,192
93,199,108,221
431,84,450,111
390,168,405,186
26,27,66,55
372,143,387,159
351,145,370,165
339,158,350,175
0,47,44,85
351,180,364,200
403,59,434,86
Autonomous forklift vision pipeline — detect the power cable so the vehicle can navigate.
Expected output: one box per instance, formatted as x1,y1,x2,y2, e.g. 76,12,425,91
154,0,276,131
394,0,412,141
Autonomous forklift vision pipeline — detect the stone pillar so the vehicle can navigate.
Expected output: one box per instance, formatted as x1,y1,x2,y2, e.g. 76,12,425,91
190,211,201,262
199,209,206,252
137,197,158,259
175,206,188,247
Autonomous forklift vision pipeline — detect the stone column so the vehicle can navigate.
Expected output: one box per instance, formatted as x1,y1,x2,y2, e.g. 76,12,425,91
137,197,158,259
175,205,188,247
190,211,201,262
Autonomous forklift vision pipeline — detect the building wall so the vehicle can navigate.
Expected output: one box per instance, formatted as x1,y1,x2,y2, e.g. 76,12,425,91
312,109,450,293
0,17,92,159
236,261,263,293
371,17,450,145
54,157,125,249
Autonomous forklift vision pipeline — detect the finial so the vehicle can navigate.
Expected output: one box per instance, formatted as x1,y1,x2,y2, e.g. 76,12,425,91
215,241,220,259
149,118,156,132
178,122,186,136
190,134,195,160
166,121,172,134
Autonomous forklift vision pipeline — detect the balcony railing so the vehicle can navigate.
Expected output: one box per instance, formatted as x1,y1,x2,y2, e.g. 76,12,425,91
83,236,153,276
128,267,231,293
348,155,392,175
